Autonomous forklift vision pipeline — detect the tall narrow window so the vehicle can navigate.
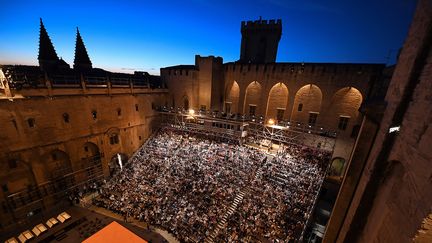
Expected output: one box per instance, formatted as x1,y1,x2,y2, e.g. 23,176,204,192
135,104,139,111
110,134,119,145
298,103,303,111
276,109,285,121
63,113,70,123
338,116,350,130
117,108,122,117
27,118,35,128
249,105,257,116
91,110,97,120
308,113,318,125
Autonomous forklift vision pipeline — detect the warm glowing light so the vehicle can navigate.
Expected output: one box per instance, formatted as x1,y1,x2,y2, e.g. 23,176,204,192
117,153,123,171
189,109,195,115
268,119,275,125
389,126,400,133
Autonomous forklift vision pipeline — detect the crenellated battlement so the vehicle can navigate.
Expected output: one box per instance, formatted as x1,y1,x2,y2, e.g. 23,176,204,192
241,18,282,29
240,18,282,63
223,62,383,76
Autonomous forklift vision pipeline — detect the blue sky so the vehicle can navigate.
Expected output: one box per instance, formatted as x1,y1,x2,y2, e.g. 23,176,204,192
0,0,417,74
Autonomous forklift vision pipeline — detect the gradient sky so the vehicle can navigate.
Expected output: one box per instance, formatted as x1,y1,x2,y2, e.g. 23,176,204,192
0,0,417,75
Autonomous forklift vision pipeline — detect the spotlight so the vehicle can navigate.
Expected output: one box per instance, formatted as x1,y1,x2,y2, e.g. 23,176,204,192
189,109,195,115
268,119,275,125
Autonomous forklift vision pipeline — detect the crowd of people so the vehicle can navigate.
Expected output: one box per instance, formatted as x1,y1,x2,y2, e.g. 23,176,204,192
93,128,330,242
218,144,331,242
93,129,265,242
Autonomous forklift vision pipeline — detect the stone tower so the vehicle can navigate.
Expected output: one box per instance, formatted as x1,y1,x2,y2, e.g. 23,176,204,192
239,18,282,63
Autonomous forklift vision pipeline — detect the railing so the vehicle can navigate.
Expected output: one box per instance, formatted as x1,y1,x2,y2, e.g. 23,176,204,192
131,78,148,87
300,155,334,242
51,75,81,87
157,108,337,137
3,156,103,213
1,68,166,94
85,76,108,87
110,77,130,87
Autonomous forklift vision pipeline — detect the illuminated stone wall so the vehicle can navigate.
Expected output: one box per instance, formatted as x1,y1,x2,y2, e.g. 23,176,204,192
324,0,432,242
223,62,382,133
0,89,167,201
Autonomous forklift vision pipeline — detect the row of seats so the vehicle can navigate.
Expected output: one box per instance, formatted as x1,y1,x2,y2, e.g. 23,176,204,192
4,212,71,243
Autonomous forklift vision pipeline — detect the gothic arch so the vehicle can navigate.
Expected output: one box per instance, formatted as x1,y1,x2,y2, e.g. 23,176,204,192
327,87,363,130
225,81,240,114
82,142,101,167
45,149,73,179
291,84,323,123
243,81,262,116
265,82,289,121
0,158,34,194
83,142,100,157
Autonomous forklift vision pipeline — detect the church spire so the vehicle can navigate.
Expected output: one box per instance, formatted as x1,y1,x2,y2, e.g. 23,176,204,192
38,18,59,71
73,27,92,72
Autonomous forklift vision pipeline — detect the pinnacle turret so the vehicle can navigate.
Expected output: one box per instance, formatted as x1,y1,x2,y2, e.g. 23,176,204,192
38,18,60,71
73,28,92,72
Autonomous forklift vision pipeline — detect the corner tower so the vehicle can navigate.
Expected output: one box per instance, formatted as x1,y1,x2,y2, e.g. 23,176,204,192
239,18,282,63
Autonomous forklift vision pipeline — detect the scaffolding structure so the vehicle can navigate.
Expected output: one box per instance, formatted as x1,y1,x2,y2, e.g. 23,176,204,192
158,111,337,151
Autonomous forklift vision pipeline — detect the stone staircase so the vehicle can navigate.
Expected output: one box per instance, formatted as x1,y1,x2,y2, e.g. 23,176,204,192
204,189,246,243
204,164,266,243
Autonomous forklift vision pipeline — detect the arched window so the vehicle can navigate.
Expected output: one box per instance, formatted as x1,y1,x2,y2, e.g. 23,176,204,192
330,157,346,177
110,134,119,145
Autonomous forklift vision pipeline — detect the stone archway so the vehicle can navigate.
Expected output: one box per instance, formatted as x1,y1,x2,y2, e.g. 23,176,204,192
225,81,240,114
291,84,322,124
83,142,100,161
326,87,363,130
46,149,73,179
0,158,35,194
265,82,289,121
244,81,262,116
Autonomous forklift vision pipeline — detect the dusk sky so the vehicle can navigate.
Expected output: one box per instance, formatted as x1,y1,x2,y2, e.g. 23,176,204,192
0,0,416,75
